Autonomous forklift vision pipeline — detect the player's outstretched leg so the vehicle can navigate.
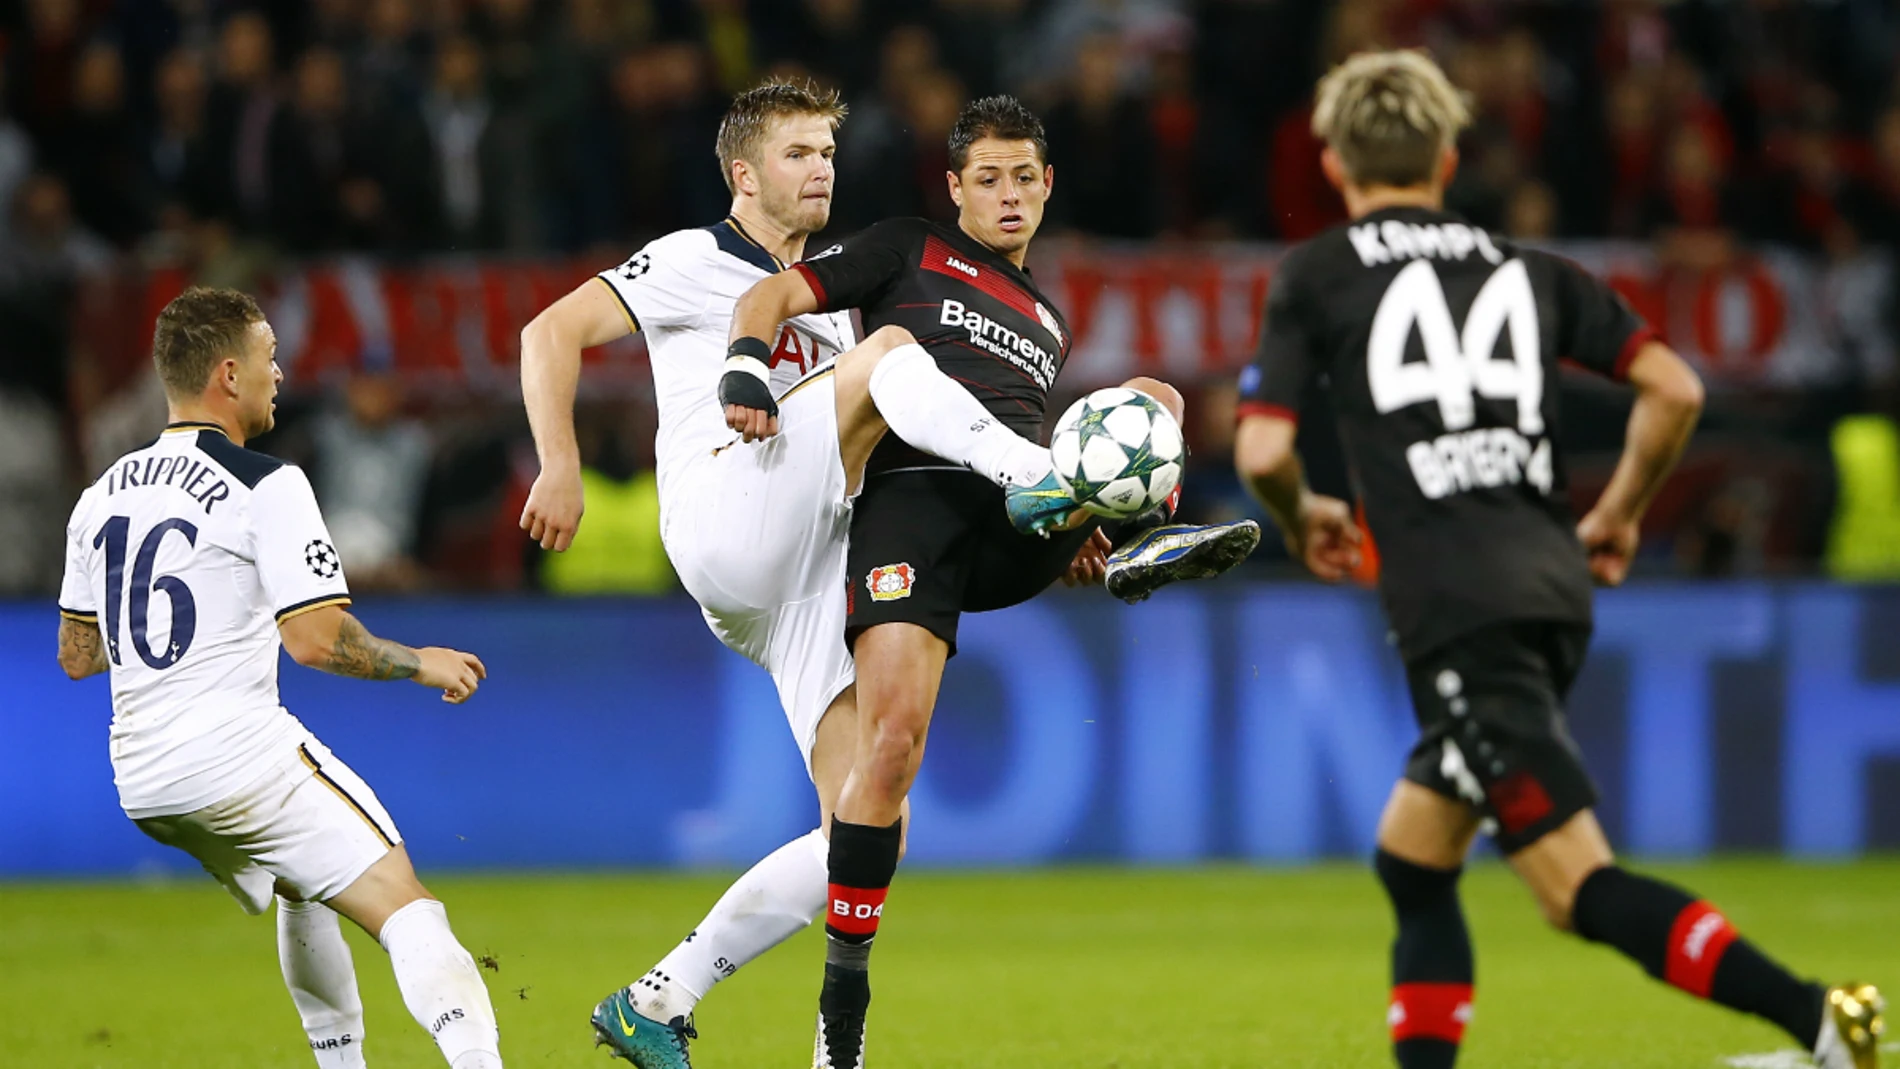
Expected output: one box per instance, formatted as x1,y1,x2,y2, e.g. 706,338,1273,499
590,830,828,1067
1519,812,1885,1069
833,324,1054,495
1376,784,1481,1069
278,893,369,1069
327,847,505,1069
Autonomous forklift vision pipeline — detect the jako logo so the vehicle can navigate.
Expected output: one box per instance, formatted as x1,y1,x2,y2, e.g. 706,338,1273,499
833,901,884,921
430,1009,466,1034
1682,911,1728,961
946,256,979,278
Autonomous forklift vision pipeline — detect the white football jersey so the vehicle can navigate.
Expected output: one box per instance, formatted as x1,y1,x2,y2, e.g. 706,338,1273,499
59,423,351,819
594,218,857,497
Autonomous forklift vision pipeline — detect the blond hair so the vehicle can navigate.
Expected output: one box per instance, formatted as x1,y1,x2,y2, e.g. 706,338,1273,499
1312,50,1472,189
715,78,848,195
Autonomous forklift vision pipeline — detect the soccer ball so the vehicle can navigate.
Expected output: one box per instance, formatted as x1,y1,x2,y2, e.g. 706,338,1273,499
1048,387,1184,519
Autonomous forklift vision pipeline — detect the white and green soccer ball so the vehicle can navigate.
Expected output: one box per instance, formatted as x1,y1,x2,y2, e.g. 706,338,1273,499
1049,387,1185,519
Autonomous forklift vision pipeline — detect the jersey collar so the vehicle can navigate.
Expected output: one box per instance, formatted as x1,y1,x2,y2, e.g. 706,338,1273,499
162,420,229,438
707,216,786,274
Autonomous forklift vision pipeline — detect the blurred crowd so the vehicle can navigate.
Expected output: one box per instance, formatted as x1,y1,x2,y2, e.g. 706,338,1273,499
3,0,1900,595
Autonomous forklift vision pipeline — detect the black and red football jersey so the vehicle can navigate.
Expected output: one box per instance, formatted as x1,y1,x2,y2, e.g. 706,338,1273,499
795,217,1072,476
1240,206,1657,660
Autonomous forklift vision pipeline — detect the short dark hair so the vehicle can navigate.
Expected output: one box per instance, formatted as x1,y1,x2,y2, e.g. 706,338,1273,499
715,77,848,195
152,287,266,396
947,94,1047,173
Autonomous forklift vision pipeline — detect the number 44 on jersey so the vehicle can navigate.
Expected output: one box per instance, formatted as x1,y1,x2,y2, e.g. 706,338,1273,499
1369,258,1554,500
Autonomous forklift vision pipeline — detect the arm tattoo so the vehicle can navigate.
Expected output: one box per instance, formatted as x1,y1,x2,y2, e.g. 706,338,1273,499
58,618,110,678
320,613,420,681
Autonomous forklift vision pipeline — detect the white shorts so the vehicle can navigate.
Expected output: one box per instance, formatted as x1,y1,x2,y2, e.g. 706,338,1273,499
664,369,856,770
132,733,401,913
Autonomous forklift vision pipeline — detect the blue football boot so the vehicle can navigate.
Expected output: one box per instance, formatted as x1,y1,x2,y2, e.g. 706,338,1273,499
1005,470,1081,538
590,988,695,1068
1103,520,1262,604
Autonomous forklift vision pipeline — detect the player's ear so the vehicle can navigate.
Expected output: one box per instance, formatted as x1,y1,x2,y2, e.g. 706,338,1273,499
218,357,242,397
1320,147,1349,195
946,169,962,208
1042,164,1054,198
732,158,755,198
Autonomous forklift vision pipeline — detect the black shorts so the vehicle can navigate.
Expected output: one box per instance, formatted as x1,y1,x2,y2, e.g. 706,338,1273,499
845,469,1102,656
1402,620,1599,855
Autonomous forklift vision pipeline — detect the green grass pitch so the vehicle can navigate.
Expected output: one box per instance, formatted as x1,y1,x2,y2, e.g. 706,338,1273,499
3,860,1895,1068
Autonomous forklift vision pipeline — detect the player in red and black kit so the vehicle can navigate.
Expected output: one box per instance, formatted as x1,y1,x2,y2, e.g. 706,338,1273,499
1236,51,1884,1069
724,95,1259,1067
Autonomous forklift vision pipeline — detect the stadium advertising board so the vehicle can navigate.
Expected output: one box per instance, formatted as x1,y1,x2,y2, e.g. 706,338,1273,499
3,584,1896,876
73,243,1860,400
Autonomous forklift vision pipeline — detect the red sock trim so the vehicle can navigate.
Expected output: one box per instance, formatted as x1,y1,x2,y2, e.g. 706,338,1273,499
1663,901,1737,999
825,884,888,938
1389,983,1475,1044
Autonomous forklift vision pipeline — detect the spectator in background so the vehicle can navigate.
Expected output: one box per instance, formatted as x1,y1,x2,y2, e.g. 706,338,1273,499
1505,180,1559,241
50,42,145,247
778,0,880,98
540,399,674,595
0,57,35,239
1644,122,1743,270
354,0,429,116
314,371,432,590
424,35,502,250
0,173,107,500
1604,73,1662,237
1148,42,1203,237
901,66,966,223
1043,30,1160,239
829,23,943,230
205,11,281,233
593,42,727,241
268,46,434,253
145,49,219,225
7,0,86,146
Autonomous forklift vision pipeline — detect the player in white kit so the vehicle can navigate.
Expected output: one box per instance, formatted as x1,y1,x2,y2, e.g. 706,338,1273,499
516,81,1063,1067
57,288,505,1069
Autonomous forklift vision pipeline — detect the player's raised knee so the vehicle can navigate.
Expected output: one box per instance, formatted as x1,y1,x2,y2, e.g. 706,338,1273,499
1124,375,1184,424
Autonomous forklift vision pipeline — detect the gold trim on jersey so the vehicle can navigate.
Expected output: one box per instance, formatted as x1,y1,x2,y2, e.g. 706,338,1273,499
777,365,835,403
59,609,99,623
274,595,353,623
592,275,640,335
723,216,788,271
299,745,396,848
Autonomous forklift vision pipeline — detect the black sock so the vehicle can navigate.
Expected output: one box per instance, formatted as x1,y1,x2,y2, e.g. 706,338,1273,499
823,817,902,951
1571,866,1825,1047
1376,849,1474,1069
819,818,900,1067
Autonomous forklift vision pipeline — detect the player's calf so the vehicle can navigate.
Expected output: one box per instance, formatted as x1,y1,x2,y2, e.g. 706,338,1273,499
1567,863,1832,1052
328,850,504,1069
278,895,368,1069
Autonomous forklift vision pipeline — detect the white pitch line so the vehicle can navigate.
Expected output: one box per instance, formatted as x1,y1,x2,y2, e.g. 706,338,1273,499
1720,1052,1811,1069
1725,1041,1900,1066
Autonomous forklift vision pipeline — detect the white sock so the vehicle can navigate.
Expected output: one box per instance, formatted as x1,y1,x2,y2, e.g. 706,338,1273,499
377,899,502,1067
277,897,367,1069
867,342,1053,488
629,828,828,1023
